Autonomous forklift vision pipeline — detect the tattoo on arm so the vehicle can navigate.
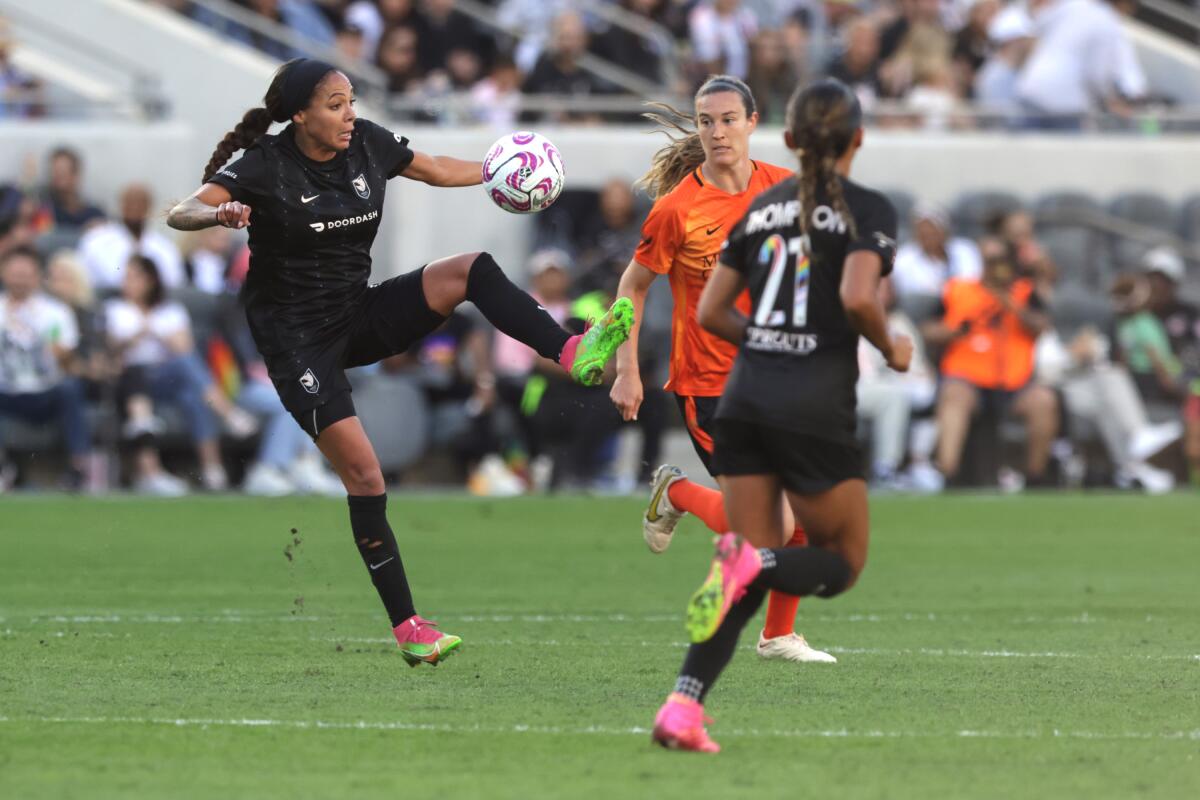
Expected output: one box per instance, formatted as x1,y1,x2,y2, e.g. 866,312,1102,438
167,197,219,231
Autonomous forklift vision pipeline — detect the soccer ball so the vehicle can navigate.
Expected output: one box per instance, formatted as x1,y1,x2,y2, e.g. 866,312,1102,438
481,131,565,214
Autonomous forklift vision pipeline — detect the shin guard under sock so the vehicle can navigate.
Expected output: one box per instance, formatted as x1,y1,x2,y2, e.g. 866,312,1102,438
466,252,570,361
347,494,416,626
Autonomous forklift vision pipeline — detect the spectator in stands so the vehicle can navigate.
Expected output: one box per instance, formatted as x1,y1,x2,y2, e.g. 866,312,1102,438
973,4,1034,119
44,250,110,388
415,0,492,76
106,255,256,495
924,236,1058,487
0,19,43,119
590,0,668,86
877,0,952,99
575,178,645,294
891,202,982,300
470,54,521,129
0,184,37,255
952,0,999,94
376,24,424,95
78,184,185,292
499,0,574,73
1015,0,1146,128
37,147,105,233
179,226,234,295
825,16,882,110
347,0,416,57
192,0,335,60
1142,247,1200,485
332,22,368,84
746,28,804,124
857,277,937,489
521,11,608,123
689,0,759,80
990,207,1057,290
905,60,965,130
0,246,90,490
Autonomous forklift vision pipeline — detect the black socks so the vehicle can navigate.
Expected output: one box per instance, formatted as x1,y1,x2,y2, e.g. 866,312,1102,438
465,252,571,362
347,494,415,626
677,587,767,702
753,547,853,598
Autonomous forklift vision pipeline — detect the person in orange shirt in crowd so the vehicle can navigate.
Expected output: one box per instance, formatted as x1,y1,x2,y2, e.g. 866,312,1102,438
609,75,834,664
924,236,1058,486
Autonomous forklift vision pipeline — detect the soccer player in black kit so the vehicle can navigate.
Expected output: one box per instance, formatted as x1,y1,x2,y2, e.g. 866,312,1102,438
166,59,633,667
648,79,913,752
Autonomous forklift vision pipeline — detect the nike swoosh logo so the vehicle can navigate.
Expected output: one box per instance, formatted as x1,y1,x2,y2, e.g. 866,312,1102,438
706,225,722,236
301,194,319,204
646,480,668,523
369,556,395,571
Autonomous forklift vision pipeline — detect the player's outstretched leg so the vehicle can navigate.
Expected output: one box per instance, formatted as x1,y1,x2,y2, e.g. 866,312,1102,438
643,464,686,553
558,296,635,386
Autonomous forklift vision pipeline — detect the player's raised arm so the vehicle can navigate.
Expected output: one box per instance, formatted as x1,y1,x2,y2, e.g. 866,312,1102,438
400,151,484,188
611,259,658,421
167,183,250,231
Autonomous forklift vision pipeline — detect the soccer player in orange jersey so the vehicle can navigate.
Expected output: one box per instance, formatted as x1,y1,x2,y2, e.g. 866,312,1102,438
609,76,834,664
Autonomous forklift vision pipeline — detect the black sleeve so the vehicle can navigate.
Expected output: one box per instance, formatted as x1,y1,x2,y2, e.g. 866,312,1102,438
848,191,898,277
358,118,416,178
719,207,754,275
207,147,270,203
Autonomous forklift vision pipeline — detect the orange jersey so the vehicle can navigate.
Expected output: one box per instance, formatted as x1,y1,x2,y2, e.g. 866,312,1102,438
634,160,794,395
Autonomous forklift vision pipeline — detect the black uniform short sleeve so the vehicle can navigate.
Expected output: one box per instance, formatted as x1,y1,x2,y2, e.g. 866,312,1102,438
719,212,752,274
358,119,415,178
207,146,271,203
847,192,898,277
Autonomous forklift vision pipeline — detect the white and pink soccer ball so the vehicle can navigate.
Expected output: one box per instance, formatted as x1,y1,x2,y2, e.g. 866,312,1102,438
481,131,565,214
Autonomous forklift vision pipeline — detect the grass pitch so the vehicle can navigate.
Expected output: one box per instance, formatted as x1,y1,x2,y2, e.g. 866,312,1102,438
1,493,1198,799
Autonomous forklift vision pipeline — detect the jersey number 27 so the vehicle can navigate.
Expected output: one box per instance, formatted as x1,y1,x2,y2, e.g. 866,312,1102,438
753,234,810,329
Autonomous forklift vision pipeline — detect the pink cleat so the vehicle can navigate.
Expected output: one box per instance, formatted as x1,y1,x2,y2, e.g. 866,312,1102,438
652,693,720,753
392,614,462,667
685,533,763,643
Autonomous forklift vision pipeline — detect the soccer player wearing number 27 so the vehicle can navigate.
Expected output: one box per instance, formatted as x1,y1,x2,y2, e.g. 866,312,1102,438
611,75,832,664
167,59,632,667
650,80,911,752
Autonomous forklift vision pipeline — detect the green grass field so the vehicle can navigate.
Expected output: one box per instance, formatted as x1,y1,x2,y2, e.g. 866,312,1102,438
1,493,1198,799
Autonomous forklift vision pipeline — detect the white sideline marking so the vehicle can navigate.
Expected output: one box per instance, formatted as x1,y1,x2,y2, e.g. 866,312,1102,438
0,715,1196,743
314,637,1200,662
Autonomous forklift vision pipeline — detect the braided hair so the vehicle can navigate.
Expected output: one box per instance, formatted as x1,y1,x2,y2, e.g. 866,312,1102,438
637,75,757,200
785,79,862,239
201,59,335,183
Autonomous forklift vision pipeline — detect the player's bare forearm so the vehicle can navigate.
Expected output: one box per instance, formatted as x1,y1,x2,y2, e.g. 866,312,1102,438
167,197,219,231
615,262,654,376
403,152,482,187
841,252,892,361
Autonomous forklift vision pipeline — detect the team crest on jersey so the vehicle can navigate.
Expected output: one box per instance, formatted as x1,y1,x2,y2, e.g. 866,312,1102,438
299,368,320,395
351,173,370,199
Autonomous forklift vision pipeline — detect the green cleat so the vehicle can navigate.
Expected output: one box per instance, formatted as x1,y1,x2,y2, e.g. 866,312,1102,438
393,615,463,667
562,297,635,386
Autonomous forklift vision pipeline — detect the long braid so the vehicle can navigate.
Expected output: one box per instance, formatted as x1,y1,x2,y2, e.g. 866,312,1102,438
201,58,299,184
787,80,862,238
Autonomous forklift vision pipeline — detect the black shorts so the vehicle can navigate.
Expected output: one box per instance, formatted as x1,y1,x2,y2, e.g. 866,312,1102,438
674,394,721,477
258,268,445,438
711,418,864,494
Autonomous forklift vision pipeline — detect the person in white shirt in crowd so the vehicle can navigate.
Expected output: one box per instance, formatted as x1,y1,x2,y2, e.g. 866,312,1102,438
689,0,759,79
857,277,938,489
1035,322,1181,494
78,184,185,292
1015,0,1147,129
105,255,256,495
498,0,574,74
179,226,234,295
0,246,90,490
890,202,982,300
973,3,1035,121
346,0,417,58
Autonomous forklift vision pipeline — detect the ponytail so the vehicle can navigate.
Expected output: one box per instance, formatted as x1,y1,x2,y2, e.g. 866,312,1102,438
638,74,758,201
202,106,273,183
787,80,861,239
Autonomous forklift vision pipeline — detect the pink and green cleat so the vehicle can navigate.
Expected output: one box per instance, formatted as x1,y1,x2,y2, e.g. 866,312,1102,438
393,615,462,667
651,693,720,753
685,533,763,643
559,297,635,386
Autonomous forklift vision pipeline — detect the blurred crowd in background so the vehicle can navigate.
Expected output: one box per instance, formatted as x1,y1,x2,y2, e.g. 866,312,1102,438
1,143,1197,496
114,0,1173,130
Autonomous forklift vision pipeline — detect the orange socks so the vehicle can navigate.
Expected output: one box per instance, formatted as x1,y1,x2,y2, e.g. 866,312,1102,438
666,479,728,534
762,527,807,640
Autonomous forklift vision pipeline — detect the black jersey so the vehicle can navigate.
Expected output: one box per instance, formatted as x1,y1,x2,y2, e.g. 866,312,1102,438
208,118,415,354
716,175,898,445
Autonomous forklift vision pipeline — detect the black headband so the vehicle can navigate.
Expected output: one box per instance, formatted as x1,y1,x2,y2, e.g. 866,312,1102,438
280,59,337,119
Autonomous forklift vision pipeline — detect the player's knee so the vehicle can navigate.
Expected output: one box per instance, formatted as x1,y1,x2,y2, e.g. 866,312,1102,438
339,460,384,495
815,552,856,598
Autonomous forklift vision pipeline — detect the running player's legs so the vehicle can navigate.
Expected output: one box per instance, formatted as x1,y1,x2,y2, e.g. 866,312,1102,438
783,479,870,586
